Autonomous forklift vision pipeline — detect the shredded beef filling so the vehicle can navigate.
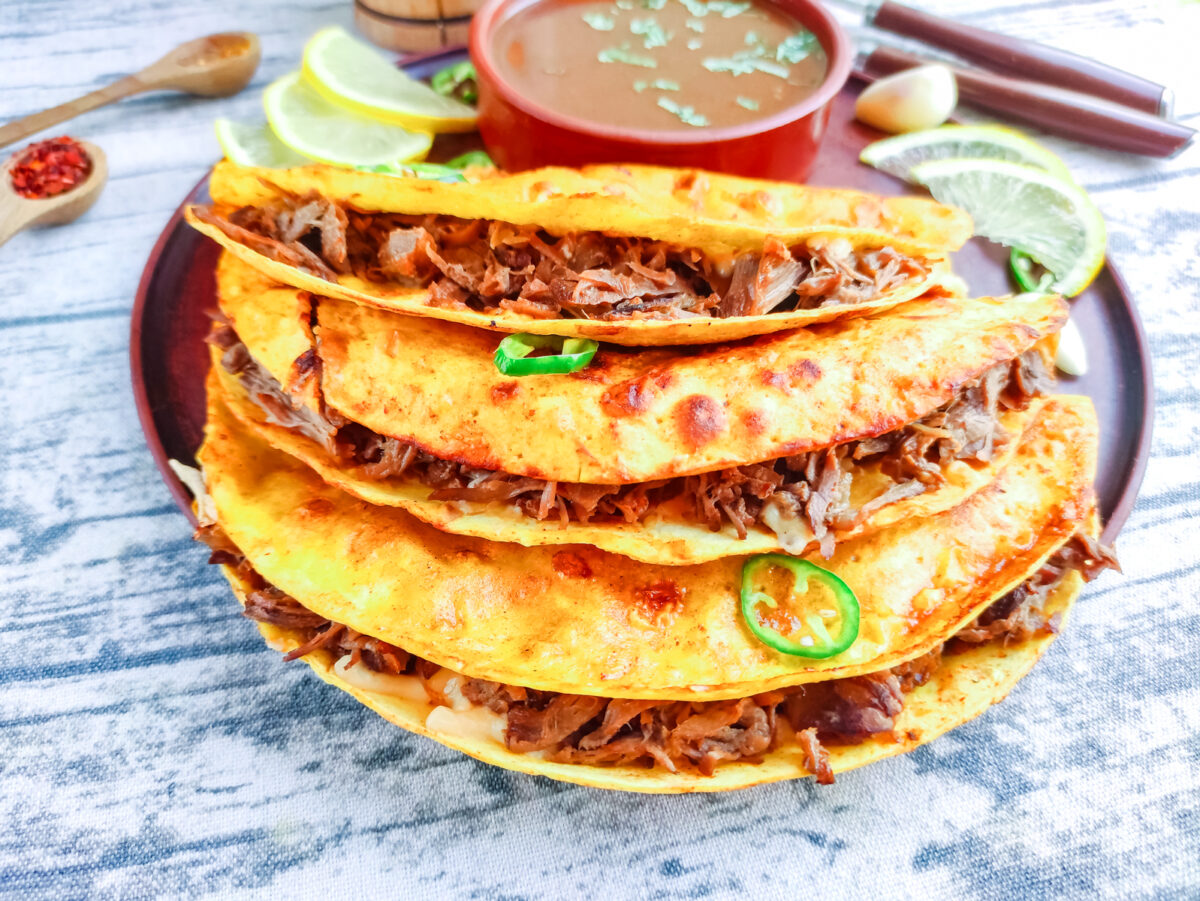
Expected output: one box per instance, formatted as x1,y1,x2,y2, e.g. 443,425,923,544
194,191,929,322
214,322,1053,555
197,526,1115,783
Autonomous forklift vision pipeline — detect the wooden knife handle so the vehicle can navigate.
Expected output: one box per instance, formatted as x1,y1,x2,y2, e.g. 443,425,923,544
863,47,1194,158
872,1,1171,116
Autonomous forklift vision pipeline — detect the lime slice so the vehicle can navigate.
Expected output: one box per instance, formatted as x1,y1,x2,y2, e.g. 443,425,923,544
301,26,476,134
910,158,1105,297
263,71,433,168
860,125,1074,183
214,118,313,168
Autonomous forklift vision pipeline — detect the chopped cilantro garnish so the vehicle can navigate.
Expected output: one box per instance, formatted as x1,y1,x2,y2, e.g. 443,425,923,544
642,0,667,8
710,0,750,17
583,11,615,30
599,43,658,67
736,96,759,110
631,17,671,48
658,97,709,127
776,30,819,63
703,51,789,78
634,78,681,92
678,0,749,15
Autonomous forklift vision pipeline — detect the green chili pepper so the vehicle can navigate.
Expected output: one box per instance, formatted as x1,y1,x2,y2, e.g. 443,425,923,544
357,162,466,182
1009,249,1055,292
444,150,496,169
494,333,599,376
740,554,860,659
431,61,478,104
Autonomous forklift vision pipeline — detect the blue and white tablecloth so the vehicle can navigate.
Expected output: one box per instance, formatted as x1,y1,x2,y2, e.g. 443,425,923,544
2,1,1197,896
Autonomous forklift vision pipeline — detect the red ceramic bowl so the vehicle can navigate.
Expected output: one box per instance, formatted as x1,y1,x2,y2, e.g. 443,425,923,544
469,0,852,182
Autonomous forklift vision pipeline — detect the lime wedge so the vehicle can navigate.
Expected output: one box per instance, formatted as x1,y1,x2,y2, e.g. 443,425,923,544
910,158,1105,297
860,125,1074,183
214,118,313,168
301,26,477,133
263,71,433,168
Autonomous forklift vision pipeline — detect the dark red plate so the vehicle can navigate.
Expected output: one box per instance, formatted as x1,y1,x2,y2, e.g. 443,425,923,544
131,49,1151,543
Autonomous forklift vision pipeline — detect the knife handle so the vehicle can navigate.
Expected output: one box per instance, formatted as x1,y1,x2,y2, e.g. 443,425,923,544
861,48,1194,158
871,1,1171,117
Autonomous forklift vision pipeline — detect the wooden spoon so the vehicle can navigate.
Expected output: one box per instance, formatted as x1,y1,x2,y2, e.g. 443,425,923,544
0,33,261,151
0,141,108,247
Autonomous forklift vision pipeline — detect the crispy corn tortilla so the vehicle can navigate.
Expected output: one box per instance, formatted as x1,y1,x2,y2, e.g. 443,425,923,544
206,160,972,255
215,361,1043,566
187,161,971,347
228,563,1084,793
199,387,1098,700
215,253,1067,484
215,252,319,412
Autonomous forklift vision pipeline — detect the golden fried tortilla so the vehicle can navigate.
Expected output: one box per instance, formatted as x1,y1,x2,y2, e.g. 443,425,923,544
227,560,1084,793
215,253,1067,484
187,161,972,346
198,385,1098,700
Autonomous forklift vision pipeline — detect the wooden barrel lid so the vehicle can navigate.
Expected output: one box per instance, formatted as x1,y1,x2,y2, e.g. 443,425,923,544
355,0,478,52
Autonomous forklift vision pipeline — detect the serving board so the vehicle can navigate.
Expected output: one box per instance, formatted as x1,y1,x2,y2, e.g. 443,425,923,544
131,49,1151,543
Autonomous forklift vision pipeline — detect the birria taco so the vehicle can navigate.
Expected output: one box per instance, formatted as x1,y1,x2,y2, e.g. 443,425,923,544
195,383,1115,791
185,161,972,346
209,253,1067,565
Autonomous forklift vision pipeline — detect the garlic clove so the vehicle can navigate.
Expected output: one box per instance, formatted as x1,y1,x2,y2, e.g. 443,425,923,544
1055,315,1088,376
855,65,958,134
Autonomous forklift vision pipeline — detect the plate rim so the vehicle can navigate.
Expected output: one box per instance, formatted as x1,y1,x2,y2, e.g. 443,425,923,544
130,173,211,528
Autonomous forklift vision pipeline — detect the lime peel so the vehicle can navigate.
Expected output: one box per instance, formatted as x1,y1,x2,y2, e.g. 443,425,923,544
301,26,476,133
860,124,1074,183
214,118,312,168
910,158,1105,297
263,71,432,169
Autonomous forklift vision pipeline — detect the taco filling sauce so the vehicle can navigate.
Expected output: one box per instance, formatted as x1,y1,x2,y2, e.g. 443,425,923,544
491,0,828,131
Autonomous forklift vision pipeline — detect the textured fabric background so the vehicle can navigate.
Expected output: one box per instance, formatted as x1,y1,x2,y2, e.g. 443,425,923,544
1,1,1197,897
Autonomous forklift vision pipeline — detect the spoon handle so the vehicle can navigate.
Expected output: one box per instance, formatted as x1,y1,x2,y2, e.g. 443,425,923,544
0,185,36,248
0,74,145,151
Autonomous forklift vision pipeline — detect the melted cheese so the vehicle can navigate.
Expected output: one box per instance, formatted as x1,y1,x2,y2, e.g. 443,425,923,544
425,706,507,744
333,656,428,701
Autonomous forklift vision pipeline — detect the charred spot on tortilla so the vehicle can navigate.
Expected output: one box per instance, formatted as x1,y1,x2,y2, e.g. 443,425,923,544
788,359,822,385
675,395,727,450
742,409,770,436
299,498,334,518
490,382,521,403
552,551,593,579
632,580,686,624
600,369,674,417
760,369,790,391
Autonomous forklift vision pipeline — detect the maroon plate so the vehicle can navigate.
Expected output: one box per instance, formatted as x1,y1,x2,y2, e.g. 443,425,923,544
131,54,1151,542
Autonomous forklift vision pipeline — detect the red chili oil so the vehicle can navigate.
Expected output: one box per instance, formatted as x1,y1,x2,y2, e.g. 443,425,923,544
8,136,93,200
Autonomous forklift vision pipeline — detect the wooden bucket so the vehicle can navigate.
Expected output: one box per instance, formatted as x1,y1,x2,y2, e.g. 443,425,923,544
354,0,482,52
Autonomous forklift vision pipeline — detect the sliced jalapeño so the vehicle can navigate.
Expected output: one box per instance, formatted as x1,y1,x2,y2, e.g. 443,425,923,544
494,333,599,376
740,554,860,659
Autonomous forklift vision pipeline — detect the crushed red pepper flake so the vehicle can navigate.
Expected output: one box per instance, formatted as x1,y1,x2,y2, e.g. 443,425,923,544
8,136,92,200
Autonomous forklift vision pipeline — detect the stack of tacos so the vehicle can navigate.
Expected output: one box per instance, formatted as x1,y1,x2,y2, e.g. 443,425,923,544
185,161,1117,791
